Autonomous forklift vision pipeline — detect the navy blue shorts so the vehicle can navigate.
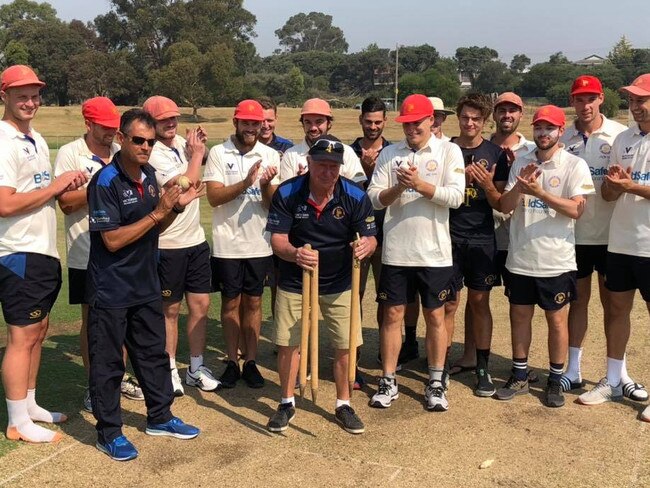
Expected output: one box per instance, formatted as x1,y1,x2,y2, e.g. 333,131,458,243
158,242,211,302
506,271,577,311
605,252,650,301
377,264,454,310
69,267,88,305
211,256,273,298
576,245,607,280
451,239,499,291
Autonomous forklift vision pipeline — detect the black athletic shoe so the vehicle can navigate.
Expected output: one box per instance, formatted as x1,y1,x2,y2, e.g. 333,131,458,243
544,379,565,408
397,340,419,365
267,403,295,432
242,360,265,389
219,360,241,388
474,369,496,397
335,405,365,434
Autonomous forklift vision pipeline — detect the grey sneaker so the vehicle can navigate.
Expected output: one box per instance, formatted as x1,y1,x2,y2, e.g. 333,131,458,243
335,405,365,434
424,380,448,412
267,403,295,432
121,375,144,401
186,365,221,392
370,377,399,408
623,382,649,402
496,375,529,401
171,368,185,396
578,378,623,405
544,379,565,408
474,369,496,397
83,387,92,413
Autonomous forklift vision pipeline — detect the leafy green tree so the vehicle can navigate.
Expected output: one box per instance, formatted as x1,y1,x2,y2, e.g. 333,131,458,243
1,39,30,68
275,12,348,53
473,60,517,94
546,82,572,106
601,87,622,118
510,54,531,74
398,44,439,73
520,60,577,98
285,66,305,105
455,46,498,85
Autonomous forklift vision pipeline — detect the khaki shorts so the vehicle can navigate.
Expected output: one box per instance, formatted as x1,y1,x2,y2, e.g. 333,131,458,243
274,288,363,349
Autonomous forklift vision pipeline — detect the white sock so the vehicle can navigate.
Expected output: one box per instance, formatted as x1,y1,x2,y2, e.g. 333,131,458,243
6,398,61,443
281,396,295,406
335,399,350,409
169,357,177,370
190,355,203,373
620,354,632,384
606,357,624,386
565,347,583,380
26,389,67,423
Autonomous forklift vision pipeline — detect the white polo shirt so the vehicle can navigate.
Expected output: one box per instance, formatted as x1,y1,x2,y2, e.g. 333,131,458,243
607,125,650,257
561,115,627,245
505,148,595,277
54,137,119,269
148,135,205,250
491,133,536,250
203,138,280,258
0,121,58,259
279,139,366,184
367,136,465,267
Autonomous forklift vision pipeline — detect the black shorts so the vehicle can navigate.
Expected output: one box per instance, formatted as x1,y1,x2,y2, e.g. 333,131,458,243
495,250,509,289
505,271,577,311
211,256,273,298
451,239,499,291
0,253,61,326
69,267,88,305
158,242,211,302
576,245,607,280
605,252,650,301
377,264,454,310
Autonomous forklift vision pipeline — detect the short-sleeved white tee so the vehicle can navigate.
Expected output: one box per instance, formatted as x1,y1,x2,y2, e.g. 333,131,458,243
203,138,280,258
607,125,650,257
148,135,205,249
367,136,465,267
560,115,627,245
492,133,536,251
505,148,595,277
54,137,119,269
0,121,58,259
279,139,366,184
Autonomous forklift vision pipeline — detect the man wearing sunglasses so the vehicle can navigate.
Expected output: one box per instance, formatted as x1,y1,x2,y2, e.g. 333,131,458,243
86,109,203,461
143,96,218,397
266,135,377,434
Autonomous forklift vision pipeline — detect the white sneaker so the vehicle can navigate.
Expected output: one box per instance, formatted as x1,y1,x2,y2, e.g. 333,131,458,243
641,405,650,423
186,365,221,392
425,380,448,412
121,375,145,401
369,377,399,408
171,368,184,397
83,387,92,413
578,378,623,405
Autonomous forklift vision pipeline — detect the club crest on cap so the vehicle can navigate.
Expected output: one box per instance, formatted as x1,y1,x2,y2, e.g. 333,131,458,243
582,79,589,86
406,103,415,112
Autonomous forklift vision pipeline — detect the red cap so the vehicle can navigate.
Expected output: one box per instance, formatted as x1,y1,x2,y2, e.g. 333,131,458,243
1,65,45,91
571,75,603,96
531,105,566,127
300,98,332,117
82,97,120,129
142,96,181,120
620,74,650,97
395,94,434,123
494,92,524,110
234,99,264,121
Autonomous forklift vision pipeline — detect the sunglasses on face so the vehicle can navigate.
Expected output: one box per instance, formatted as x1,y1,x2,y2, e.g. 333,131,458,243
124,134,156,147
312,138,344,154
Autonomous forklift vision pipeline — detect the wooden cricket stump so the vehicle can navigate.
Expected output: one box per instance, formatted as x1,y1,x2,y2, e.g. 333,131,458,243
348,237,362,396
298,245,319,404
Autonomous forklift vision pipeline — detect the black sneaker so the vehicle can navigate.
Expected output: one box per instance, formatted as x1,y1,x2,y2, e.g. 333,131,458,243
496,374,529,401
267,403,295,432
544,379,565,408
335,405,365,434
219,360,241,388
242,360,264,389
474,369,496,397
397,340,419,365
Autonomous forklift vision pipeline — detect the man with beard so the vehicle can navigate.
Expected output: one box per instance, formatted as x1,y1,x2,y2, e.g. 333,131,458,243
444,93,509,397
486,105,594,408
368,94,465,411
557,77,645,400
578,74,650,420
279,98,366,184
204,100,280,389
56,97,146,411
143,96,219,396
257,97,293,156
0,65,86,443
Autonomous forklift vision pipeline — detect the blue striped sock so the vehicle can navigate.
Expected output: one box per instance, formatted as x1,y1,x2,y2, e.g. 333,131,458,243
513,358,528,381
549,362,564,382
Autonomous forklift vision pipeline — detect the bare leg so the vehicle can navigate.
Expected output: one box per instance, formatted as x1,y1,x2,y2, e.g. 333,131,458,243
333,349,350,401
185,292,209,357
381,304,405,374
222,295,242,362
241,294,262,361
277,346,299,398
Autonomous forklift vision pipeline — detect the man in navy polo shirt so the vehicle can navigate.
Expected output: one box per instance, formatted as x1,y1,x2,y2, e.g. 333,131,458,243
266,135,377,435
86,109,202,461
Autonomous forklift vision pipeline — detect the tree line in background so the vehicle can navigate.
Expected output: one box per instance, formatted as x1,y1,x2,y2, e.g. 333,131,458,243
1,0,649,116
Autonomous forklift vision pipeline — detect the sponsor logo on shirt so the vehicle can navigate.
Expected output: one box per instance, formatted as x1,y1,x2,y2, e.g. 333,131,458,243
464,187,478,206
622,146,636,161
294,204,309,219
242,187,261,197
631,171,650,182
567,144,581,154
33,171,51,186
590,167,608,178
122,197,138,206
523,197,549,210
90,209,110,224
